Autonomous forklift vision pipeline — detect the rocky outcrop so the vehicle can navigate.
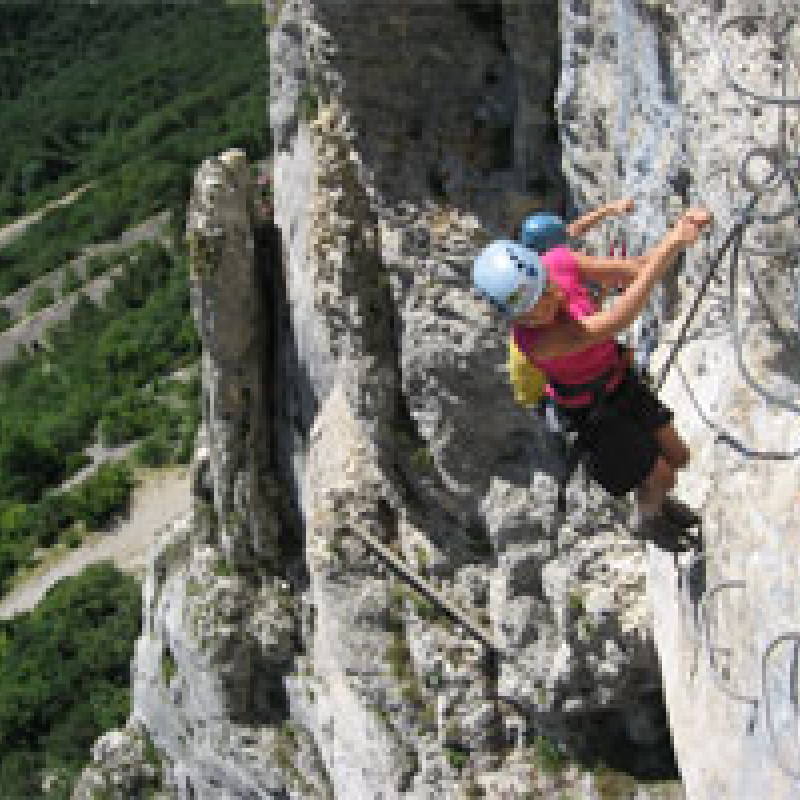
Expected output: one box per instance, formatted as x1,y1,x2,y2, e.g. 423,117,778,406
117,1,675,796
70,721,172,800
556,0,800,797
77,0,800,798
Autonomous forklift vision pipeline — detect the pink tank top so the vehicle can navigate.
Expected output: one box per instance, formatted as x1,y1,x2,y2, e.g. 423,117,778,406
512,247,623,407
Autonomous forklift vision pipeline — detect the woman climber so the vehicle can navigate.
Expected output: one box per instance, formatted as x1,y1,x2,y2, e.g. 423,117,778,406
472,208,713,538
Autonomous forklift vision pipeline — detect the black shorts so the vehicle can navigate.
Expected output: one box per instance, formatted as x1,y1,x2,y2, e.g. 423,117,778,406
557,369,674,497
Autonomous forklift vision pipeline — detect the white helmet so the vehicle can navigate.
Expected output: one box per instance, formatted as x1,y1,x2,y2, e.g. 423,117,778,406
472,239,548,318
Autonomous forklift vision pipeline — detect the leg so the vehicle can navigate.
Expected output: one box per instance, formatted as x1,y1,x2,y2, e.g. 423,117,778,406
654,423,690,470
636,455,676,514
644,432,702,529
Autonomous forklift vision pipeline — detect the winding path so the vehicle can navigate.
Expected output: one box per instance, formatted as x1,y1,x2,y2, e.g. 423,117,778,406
0,183,94,250
0,210,172,366
0,466,192,619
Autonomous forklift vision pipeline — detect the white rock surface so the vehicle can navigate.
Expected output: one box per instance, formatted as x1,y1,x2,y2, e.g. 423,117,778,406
79,1,800,798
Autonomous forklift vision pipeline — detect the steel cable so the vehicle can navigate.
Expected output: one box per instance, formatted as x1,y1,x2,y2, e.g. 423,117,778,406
763,633,800,781
675,565,800,779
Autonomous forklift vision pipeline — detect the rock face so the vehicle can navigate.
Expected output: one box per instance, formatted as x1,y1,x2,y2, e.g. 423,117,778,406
76,1,800,798
555,0,800,797
70,723,177,800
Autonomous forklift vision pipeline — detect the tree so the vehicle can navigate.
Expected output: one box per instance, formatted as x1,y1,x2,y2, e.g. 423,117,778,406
0,564,141,799
60,265,82,296
26,284,56,315
0,429,64,504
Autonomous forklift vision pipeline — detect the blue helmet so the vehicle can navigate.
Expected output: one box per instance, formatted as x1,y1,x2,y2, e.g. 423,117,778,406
472,239,547,318
519,213,567,254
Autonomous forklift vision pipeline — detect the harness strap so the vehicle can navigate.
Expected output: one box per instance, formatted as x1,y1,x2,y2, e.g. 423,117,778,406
546,342,627,405
547,362,623,401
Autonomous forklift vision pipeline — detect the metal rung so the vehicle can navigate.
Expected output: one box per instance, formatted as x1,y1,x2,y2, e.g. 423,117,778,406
348,526,509,657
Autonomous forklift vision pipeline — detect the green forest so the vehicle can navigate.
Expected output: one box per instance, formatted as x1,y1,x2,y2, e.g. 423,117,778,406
0,0,270,294
0,565,142,799
0,2,271,797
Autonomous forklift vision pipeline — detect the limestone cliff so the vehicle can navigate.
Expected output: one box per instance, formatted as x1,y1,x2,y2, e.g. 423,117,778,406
75,1,800,799
556,1,800,797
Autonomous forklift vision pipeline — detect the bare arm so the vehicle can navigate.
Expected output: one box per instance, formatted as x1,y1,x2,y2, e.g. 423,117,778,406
572,251,648,288
565,197,635,238
532,210,712,360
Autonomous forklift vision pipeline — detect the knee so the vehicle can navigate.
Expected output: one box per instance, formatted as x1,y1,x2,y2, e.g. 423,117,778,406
648,456,676,494
672,445,690,471
656,425,691,470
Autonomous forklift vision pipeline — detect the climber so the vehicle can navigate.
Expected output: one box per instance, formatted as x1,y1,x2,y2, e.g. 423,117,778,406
515,197,638,254
473,208,713,539
504,199,646,411
518,199,647,308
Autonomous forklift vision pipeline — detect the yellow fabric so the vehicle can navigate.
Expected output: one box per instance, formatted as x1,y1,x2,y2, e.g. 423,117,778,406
507,336,546,408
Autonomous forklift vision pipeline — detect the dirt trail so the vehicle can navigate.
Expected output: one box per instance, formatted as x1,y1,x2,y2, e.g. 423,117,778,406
0,466,193,619
53,360,198,494
0,183,94,250
0,211,172,365
0,193,194,618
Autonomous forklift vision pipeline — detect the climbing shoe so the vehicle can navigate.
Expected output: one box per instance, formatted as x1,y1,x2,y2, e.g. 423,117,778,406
629,505,701,552
660,496,702,530
631,508,684,540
